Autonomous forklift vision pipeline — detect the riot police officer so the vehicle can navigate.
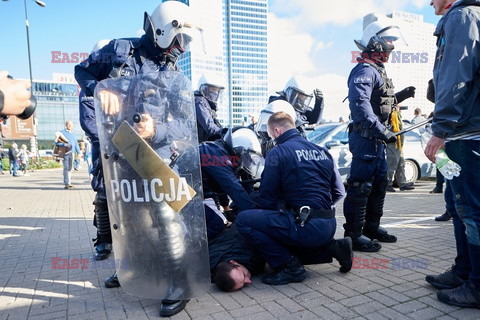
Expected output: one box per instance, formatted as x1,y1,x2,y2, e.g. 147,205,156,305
195,75,225,143
236,112,348,285
75,1,200,317
269,75,325,132
343,21,415,252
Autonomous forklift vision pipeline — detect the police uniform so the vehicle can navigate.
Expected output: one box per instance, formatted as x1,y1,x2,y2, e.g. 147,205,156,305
195,93,222,143
236,128,344,269
343,59,396,251
75,35,179,258
200,141,255,238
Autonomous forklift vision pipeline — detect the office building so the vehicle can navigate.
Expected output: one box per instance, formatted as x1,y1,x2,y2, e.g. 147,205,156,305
179,0,269,126
363,11,436,117
31,74,83,145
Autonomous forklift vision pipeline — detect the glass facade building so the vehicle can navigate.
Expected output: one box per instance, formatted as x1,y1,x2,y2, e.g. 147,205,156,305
32,80,83,144
179,0,268,126
224,0,268,126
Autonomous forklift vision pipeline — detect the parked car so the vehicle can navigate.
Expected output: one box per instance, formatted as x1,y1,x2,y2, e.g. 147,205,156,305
38,149,54,159
306,122,436,184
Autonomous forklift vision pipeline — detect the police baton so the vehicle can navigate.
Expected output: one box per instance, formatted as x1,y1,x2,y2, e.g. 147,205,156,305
394,117,432,137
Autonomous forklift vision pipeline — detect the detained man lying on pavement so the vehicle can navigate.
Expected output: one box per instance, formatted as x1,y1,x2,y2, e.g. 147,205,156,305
211,224,354,291
236,111,352,285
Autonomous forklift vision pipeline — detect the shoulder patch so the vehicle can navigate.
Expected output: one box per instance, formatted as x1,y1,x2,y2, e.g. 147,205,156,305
353,76,373,84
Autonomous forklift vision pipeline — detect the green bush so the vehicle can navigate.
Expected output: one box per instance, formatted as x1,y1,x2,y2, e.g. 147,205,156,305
1,158,62,170
30,159,62,169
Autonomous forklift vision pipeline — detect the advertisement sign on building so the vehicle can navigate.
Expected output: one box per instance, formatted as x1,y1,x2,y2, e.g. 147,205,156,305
1,116,35,140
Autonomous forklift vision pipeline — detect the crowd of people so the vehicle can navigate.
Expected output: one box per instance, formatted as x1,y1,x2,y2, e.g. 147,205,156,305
1,0,479,316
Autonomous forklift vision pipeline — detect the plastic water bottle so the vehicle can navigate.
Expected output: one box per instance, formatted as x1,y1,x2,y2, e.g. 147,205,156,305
435,148,461,180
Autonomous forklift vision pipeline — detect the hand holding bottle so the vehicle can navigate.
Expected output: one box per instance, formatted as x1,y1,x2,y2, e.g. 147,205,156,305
435,148,461,180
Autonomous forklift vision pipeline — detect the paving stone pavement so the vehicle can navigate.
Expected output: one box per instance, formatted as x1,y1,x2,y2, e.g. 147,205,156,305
1,167,480,319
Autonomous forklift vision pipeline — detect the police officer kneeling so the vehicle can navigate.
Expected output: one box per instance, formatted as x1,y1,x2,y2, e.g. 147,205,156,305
236,111,351,285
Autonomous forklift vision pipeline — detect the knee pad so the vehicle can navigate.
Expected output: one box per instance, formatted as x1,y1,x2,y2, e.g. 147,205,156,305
348,181,373,197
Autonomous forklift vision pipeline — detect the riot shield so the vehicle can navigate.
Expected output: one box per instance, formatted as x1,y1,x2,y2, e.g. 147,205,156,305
94,72,210,300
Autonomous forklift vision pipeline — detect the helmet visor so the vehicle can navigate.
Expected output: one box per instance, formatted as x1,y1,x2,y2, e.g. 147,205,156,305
376,26,407,47
200,84,224,103
285,87,313,113
239,149,264,179
174,33,193,52
254,110,272,133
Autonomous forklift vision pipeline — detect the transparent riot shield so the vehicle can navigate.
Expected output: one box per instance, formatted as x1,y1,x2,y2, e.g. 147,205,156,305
94,72,210,299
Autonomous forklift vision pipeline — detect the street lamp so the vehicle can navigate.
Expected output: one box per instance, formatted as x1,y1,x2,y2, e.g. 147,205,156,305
2,0,46,156
2,0,46,85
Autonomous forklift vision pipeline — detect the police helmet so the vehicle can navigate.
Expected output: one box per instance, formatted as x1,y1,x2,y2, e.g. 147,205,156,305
91,39,111,53
198,74,225,104
143,1,200,52
354,21,407,53
279,76,315,113
255,100,297,134
224,127,264,179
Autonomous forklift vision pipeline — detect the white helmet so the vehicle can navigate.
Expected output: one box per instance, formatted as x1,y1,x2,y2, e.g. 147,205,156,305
354,21,406,53
231,128,264,179
255,100,297,133
143,1,200,52
198,74,225,104
281,76,314,113
91,39,111,53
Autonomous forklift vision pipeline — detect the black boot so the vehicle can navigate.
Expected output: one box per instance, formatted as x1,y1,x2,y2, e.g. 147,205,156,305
363,226,397,243
430,186,443,194
92,193,112,261
159,299,189,317
328,237,353,273
343,182,380,252
105,272,120,288
352,235,381,252
364,177,397,243
435,210,451,222
262,256,307,285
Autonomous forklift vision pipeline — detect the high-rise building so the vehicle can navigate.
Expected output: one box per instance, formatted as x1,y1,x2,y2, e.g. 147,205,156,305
31,75,83,144
179,0,268,126
363,11,436,118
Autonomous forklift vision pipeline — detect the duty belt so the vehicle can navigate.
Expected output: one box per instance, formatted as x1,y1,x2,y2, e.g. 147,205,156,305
349,123,374,140
292,206,335,227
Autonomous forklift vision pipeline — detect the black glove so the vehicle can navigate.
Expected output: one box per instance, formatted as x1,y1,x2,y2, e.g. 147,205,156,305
426,79,435,103
314,89,323,101
379,128,397,143
395,86,416,103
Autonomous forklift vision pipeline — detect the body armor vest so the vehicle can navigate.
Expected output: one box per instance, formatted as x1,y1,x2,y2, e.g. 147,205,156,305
365,61,395,125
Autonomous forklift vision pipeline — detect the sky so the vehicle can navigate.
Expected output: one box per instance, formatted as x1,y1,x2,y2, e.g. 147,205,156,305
0,0,441,121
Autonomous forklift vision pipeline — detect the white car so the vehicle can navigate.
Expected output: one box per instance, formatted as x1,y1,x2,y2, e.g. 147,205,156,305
306,122,436,184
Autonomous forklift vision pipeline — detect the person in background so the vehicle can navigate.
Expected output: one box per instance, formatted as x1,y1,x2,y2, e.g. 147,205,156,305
411,108,424,124
247,114,257,131
194,75,225,143
8,143,19,177
386,106,414,192
60,120,81,189
18,144,30,176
